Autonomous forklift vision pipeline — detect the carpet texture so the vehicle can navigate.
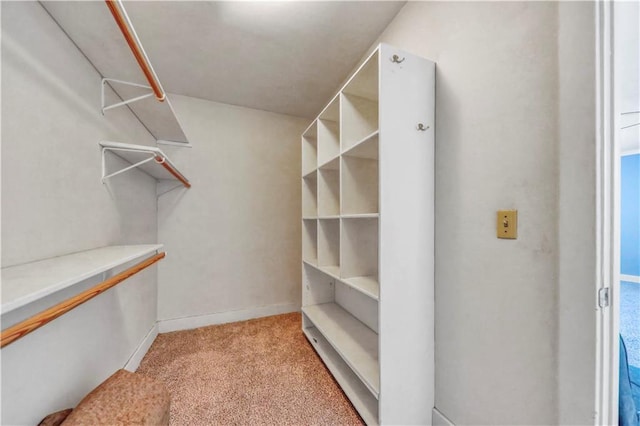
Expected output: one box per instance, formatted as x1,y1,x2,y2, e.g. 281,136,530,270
137,313,364,425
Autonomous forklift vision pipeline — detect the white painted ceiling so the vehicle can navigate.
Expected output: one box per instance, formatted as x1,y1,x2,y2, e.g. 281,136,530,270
42,1,405,119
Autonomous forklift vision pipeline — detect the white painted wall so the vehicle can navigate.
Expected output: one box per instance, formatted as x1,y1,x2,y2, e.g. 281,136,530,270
360,2,598,424
1,2,159,423
557,3,597,424
156,95,308,326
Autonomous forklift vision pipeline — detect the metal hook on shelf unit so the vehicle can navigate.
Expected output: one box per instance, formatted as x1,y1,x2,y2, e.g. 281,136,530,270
390,54,405,64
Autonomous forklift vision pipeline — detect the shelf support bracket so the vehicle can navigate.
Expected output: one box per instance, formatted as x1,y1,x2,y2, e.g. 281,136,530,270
101,146,160,183
101,78,155,114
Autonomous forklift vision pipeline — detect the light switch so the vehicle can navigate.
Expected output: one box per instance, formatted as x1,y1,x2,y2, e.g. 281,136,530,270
497,210,517,239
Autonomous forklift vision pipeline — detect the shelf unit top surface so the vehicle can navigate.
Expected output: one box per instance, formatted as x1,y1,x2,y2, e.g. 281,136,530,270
1,244,164,314
302,302,379,397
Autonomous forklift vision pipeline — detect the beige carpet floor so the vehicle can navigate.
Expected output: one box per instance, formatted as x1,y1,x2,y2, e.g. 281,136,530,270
137,313,364,425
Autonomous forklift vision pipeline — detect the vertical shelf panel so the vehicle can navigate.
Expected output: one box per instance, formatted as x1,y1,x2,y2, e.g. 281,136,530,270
318,158,340,217
302,122,318,176
302,219,318,265
318,219,340,276
302,172,318,218
341,218,378,280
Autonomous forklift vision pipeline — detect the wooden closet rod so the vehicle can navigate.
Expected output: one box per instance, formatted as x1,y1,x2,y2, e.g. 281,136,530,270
0,252,165,349
154,156,192,188
105,0,166,102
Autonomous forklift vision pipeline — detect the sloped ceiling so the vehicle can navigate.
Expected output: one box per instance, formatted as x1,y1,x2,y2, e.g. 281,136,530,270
42,1,405,119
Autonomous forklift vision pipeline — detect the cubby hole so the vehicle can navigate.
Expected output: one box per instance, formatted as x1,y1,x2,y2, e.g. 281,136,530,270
302,172,317,218
302,122,317,176
317,218,340,277
341,51,378,151
341,151,378,215
318,158,340,217
302,219,317,265
318,97,340,166
341,218,378,293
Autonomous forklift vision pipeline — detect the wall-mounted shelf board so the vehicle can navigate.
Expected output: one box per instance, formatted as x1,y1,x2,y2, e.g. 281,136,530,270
100,141,190,188
41,2,189,144
302,302,380,398
1,244,163,314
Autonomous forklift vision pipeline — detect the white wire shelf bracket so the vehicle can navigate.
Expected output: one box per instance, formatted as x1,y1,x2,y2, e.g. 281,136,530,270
100,141,191,188
101,78,155,114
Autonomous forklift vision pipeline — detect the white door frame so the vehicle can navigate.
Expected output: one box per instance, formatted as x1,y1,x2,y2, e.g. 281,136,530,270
595,0,621,424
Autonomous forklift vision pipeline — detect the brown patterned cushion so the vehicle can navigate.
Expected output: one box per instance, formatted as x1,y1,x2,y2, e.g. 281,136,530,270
61,369,170,425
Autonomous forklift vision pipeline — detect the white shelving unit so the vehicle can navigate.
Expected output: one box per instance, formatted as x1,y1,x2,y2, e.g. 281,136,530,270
300,44,435,425
1,244,163,314
100,141,191,188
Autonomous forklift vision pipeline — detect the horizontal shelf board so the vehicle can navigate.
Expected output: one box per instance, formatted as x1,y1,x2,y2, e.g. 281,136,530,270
303,326,378,425
302,169,317,179
341,276,379,300
341,213,379,219
1,244,163,314
302,216,318,220
100,142,190,185
318,265,340,278
342,131,379,159
302,303,379,397
318,216,340,220
318,155,340,170
302,258,318,267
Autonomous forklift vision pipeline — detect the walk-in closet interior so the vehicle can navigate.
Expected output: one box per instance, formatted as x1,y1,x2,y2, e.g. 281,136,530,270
1,1,633,425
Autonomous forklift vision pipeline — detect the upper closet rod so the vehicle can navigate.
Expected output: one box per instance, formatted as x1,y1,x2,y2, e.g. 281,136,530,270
105,0,166,102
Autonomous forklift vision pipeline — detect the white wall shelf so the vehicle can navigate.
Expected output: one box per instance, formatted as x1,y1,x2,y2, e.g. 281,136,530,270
301,43,435,425
100,142,191,188
1,244,163,315
302,303,379,397
100,78,190,145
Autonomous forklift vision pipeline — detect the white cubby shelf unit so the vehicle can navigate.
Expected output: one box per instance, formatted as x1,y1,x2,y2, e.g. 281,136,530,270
300,44,435,425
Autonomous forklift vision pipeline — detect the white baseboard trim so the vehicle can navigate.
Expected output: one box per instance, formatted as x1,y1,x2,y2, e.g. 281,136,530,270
621,274,640,283
433,408,455,426
157,303,300,333
124,323,158,372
